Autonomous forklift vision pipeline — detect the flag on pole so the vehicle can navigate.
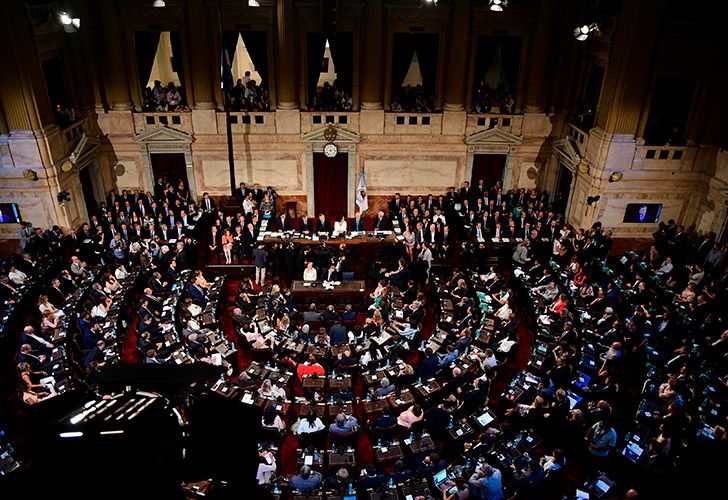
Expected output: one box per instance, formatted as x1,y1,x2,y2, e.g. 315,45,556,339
356,170,368,212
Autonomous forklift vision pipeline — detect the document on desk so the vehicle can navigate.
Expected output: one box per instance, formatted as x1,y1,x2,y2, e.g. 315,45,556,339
304,455,313,466
241,393,254,404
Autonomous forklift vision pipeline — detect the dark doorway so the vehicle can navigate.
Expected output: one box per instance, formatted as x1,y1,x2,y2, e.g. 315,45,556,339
471,154,507,187
555,162,574,215
150,153,188,189
313,152,348,218
79,166,98,219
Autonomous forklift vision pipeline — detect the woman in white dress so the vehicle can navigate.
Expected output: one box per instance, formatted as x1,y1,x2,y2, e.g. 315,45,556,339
303,261,317,281
333,215,348,237
38,295,65,319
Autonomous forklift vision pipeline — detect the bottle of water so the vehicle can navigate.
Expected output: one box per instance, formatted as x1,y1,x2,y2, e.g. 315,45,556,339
409,432,414,442
330,395,334,405
273,482,280,494
378,438,382,448
348,483,353,494
449,416,454,429
388,477,394,489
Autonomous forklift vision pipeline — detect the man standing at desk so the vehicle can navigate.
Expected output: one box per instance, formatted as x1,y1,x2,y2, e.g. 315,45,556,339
252,244,267,288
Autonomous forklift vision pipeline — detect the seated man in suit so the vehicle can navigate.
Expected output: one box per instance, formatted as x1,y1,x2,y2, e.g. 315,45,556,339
188,281,209,305
329,321,348,345
373,211,391,231
322,264,340,283
303,303,322,323
351,211,366,232
341,304,357,321
143,287,164,315
290,465,323,491
316,213,331,233
276,212,293,231
18,343,50,372
329,412,359,435
299,213,312,234
84,340,107,368
20,326,55,356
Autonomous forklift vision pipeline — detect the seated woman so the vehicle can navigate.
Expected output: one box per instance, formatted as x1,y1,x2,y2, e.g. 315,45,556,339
104,274,121,294
550,293,569,315
114,264,129,281
40,310,60,339
91,297,111,318
397,403,424,429
38,295,65,319
18,362,51,405
303,261,317,282
194,270,211,289
294,410,325,435
262,406,286,432
676,283,696,304
182,298,202,318
258,379,287,400
332,215,348,238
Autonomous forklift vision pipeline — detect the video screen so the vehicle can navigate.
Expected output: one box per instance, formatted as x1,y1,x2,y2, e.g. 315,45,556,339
0,203,22,224
623,203,662,223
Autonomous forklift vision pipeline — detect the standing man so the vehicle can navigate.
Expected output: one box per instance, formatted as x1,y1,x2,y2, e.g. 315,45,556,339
252,243,268,288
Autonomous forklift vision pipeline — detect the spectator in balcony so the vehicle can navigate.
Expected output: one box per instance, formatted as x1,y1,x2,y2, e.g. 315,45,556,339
166,83,182,111
142,87,156,112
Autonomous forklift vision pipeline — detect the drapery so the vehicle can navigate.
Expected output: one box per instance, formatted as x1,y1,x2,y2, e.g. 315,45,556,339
314,152,348,219
306,33,327,107
169,31,186,91
415,34,439,94
391,33,417,100
134,31,161,89
240,31,269,86
327,32,354,94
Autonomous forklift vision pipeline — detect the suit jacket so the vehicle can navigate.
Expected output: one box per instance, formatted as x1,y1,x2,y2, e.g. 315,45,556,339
374,216,391,231
276,216,293,231
351,217,366,232
323,269,340,282
316,219,331,232
299,218,312,232
202,197,217,212
47,286,66,308
188,284,208,304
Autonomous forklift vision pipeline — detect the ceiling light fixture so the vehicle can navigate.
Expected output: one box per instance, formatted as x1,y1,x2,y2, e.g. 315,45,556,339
489,0,508,11
59,11,80,32
248,0,261,6
153,0,166,7
574,23,599,41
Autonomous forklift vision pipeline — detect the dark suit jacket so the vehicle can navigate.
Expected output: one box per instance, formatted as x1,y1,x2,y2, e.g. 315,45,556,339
374,216,391,231
351,217,366,232
276,216,293,231
316,219,331,232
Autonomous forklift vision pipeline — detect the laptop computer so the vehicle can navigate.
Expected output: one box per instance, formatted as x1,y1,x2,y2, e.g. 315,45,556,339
433,468,448,487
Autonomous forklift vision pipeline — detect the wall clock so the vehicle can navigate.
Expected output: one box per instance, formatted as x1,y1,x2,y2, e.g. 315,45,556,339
324,143,338,158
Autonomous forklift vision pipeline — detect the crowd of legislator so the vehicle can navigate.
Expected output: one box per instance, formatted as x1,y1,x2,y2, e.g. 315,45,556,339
4,174,727,499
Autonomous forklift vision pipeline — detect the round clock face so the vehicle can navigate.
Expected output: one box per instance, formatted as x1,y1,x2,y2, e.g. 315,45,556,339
324,143,338,158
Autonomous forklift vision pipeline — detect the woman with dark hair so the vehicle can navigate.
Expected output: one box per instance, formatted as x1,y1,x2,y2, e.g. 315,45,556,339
262,406,286,432
294,409,325,435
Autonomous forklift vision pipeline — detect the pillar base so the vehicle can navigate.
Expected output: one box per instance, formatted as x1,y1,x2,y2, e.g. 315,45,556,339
193,101,217,111
111,102,134,112
360,101,383,111
276,101,299,111
443,103,465,112
523,104,545,114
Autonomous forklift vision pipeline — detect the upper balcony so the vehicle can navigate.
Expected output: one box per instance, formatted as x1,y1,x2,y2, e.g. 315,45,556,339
466,113,523,137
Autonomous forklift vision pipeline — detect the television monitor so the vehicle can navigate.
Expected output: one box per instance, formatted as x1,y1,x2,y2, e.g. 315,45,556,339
0,203,22,224
623,203,662,223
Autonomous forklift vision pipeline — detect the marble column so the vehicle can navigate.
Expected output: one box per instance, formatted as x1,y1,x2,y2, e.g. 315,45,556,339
0,0,54,130
442,0,471,112
594,0,664,136
100,0,133,111
276,0,299,110
360,0,384,110
0,102,8,135
187,0,216,110
523,0,554,114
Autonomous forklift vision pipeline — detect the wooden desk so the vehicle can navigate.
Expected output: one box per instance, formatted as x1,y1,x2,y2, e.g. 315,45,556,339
262,233,395,246
328,451,357,467
328,374,352,390
363,398,390,417
414,380,442,400
401,483,433,499
374,444,404,463
291,280,367,306
369,490,400,500
302,376,327,390
296,450,324,468
405,435,436,455
447,419,475,441
386,390,416,413
363,366,400,386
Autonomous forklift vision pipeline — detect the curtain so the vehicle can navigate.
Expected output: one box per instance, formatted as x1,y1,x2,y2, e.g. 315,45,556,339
415,34,439,95
390,34,417,102
306,33,326,108
169,31,186,91
241,31,269,87
134,31,161,90
314,152,348,218
328,32,353,94
221,31,240,93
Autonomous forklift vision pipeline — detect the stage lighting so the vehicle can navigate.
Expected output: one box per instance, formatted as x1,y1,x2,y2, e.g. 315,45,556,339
249,0,261,6
574,23,599,41
153,0,166,7
59,11,80,31
490,0,508,11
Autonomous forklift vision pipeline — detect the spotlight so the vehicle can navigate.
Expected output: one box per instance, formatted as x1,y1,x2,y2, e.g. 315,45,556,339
424,0,437,4
153,0,166,7
248,0,260,6
490,0,508,11
59,12,72,25
59,11,80,31
574,23,599,41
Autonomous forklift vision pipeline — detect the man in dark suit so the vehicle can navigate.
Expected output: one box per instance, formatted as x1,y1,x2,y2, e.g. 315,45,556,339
373,211,391,231
18,344,50,372
188,281,209,305
389,193,403,214
276,213,293,231
47,279,67,308
235,182,248,201
21,326,55,356
299,214,312,234
322,265,340,283
316,213,331,232
201,192,217,213
352,212,366,232
143,288,164,315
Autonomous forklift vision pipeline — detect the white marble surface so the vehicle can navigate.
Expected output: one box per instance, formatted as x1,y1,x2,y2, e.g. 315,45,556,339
364,159,459,193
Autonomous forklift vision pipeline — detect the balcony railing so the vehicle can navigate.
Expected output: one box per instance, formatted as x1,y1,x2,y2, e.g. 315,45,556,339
301,112,359,133
219,112,275,134
566,123,589,156
61,120,85,156
466,113,523,136
134,112,193,134
632,145,696,171
384,113,443,135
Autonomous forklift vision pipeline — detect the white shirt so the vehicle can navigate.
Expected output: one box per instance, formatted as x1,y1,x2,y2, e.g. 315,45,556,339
333,220,348,237
295,417,325,434
303,267,317,282
9,269,27,285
